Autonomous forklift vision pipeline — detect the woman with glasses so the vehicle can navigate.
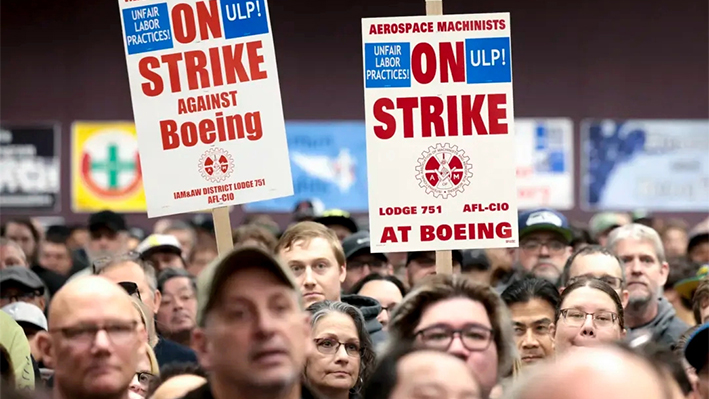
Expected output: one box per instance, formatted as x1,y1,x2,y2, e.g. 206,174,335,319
387,274,516,399
554,276,626,354
348,274,407,331
305,301,376,399
129,342,160,399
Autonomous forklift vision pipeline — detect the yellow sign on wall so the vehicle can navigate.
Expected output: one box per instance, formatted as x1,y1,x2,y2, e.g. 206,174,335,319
72,121,147,212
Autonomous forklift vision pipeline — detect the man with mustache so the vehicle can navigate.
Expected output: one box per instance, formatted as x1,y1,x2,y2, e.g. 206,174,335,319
156,268,197,347
607,223,688,347
515,209,573,286
187,245,321,399
35,276,146,399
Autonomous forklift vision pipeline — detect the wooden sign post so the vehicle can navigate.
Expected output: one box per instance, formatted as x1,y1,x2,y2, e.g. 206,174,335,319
425,0,453,276
212,206,234,255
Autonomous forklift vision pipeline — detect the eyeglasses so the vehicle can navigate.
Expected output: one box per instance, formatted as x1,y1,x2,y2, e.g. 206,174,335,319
92,251,141,274
347,259,385,271
568,275,623,290
520,240,567,254
314,338,361,357
51,321,139,347
0,290,43,302
560,309,618,328
415,323,494,352
117,281,142,301
513,322,552,337
135,371,157,388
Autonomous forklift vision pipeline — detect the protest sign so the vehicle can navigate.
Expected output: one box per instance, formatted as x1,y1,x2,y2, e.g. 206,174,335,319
582,119,709,211
72,121,147,213
515,118,573,210
118,0,292,221
0,124,60,212
362,11,518,254
244,121,369,213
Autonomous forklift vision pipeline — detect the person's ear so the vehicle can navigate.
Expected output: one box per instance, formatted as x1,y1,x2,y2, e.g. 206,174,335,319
621,289,630,309
35,331,55,369
339,263,346,283
191,327,210,370
658,261,670,286
37,297,47,312
386,263,394,276
620,328,627,339
153,289,162,314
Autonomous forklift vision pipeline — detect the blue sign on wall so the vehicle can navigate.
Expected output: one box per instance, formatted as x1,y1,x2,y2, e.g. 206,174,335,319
243,121,369,212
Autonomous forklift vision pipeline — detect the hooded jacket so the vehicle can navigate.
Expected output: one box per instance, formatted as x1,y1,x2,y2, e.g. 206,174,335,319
340,294,388,346
627,296,689,348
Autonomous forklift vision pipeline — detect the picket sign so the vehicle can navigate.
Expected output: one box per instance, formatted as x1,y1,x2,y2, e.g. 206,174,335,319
425,0,453,275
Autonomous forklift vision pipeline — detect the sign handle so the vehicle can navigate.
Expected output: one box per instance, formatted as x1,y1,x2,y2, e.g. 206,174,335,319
425,0,451,275
212,206,234,255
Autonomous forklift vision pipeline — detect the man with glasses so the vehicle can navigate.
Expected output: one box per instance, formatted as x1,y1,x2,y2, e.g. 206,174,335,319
513,208,573,287
35,275,146,399
0,266,47,312
341,231,393,291
559,245,630,306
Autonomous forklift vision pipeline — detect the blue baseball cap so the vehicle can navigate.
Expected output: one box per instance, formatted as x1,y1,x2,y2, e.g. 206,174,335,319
684,323,709,372
518,208,573,244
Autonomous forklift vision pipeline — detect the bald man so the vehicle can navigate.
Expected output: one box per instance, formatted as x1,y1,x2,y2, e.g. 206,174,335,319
36,276,146,399
502,345,670,399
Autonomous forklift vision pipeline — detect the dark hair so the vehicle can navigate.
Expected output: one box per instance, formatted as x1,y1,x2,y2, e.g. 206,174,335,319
557,276,625,329
306,301,376,394
665,257,699,309
145,362,207,398
693,279,709,324
232,223,278,252
559,245,624,288
501,276,560,311
0,344,13,385
348,273,407,297
1,219,41,244
361,340,418,399
157,267,197,293
45,225,71,244
570,223,594,248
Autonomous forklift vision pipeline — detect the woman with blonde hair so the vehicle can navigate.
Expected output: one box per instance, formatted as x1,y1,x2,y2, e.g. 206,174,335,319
129,342,160,399
130,295,158,348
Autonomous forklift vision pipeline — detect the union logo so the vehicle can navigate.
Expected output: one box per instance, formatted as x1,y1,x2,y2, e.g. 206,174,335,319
198,147,234,183
415,143,472,199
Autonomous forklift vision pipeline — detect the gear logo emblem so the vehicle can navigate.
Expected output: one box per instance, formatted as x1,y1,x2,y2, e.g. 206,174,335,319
198,147,234,183
415,143,472,199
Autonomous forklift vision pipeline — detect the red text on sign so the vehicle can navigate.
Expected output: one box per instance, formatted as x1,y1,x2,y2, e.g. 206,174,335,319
160,110,262,150
171,0,223,44
462,202,510,212
380,226,412,243
139,41,267,96
421,222,512,241
373,93,508,139
369,22,434,35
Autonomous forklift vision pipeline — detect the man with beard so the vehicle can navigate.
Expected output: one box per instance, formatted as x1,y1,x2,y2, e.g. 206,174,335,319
607,224,688,347
513,209,573,287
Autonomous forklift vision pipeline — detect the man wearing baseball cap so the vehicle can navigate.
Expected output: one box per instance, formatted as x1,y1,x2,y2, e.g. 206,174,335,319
2,301,48,373
186,246,321,399
137,234,185,272
314,209,358,242
684,323,709,399
86,210,129,262
341,231,392,291
406,250,463,288
516,208,573,286
0,266,47,312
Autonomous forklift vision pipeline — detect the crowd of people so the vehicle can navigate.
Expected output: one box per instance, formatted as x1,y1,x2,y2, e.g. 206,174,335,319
0,204,708,399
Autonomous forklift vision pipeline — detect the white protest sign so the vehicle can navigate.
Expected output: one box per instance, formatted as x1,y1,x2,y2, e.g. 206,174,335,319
363,13,518,253
515,118,574,210
119,0,292,218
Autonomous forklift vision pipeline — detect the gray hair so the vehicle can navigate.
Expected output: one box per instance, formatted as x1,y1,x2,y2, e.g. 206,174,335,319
0,238,27,264
606,223,666,263
560,245,626,288
96,253,159,293
306,301,376,392
164,220,196,243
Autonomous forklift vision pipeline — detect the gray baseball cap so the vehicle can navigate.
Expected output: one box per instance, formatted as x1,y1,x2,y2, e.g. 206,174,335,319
0,266,45,292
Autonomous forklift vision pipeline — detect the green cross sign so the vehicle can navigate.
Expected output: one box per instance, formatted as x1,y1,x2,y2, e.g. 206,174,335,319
90,143,136,189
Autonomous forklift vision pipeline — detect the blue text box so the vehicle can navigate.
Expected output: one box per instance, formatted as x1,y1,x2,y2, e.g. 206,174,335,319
123,3,173,55
364,42,411,88
221,0,270,39
465,37,512,84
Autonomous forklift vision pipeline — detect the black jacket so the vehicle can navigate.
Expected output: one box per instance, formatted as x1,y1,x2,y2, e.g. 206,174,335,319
154,336,198,368
182,381,322,399
341,294,388,346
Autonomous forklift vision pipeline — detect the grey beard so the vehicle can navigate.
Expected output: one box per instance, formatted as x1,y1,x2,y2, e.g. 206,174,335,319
627,292,652,313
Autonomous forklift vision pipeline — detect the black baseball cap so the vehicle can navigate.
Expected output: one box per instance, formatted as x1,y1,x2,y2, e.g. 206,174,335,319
341,231,387,262
684,323,709,372
0,266,45,293
407,250,463,266
314,209,358,234
88,210,127,233
518,208,573,244
461,249,491,272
